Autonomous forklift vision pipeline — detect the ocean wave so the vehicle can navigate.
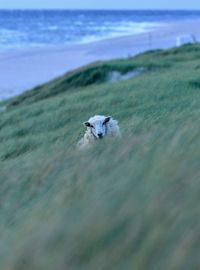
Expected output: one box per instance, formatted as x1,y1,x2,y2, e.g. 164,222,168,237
0,21,161,49
85,21,160,34
80,22,161,44
0,28,26,44
47,26,59,31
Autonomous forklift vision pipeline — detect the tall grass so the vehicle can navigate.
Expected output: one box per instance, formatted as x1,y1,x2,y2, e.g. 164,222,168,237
0,44,200,269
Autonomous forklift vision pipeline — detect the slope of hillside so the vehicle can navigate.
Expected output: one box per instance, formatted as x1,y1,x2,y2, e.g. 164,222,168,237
0,44,200,270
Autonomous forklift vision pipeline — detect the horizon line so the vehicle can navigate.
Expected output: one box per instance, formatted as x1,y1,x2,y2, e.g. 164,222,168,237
0,8,200,11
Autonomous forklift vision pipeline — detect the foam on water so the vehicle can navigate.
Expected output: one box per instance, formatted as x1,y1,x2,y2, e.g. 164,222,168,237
80,22,161,44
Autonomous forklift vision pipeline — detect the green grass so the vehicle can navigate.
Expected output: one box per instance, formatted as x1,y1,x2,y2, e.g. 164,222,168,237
1,43,200,269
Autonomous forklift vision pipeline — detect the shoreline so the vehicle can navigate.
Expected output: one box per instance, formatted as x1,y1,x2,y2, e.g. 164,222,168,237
1,18,200,101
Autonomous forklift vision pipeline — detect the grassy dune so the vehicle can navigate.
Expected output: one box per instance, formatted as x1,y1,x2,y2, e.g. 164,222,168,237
1,44,200,269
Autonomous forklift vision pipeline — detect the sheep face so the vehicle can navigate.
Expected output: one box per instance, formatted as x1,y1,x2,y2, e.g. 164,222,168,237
84,115,111,139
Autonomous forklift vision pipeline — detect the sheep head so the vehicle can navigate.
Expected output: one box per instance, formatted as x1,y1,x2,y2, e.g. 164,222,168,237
84,115,111,139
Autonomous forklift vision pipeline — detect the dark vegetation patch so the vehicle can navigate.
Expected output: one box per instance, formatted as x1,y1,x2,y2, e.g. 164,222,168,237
0,140,39,161
189,80,200,89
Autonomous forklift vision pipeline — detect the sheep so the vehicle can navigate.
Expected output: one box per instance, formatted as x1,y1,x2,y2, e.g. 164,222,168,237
78,115,121,149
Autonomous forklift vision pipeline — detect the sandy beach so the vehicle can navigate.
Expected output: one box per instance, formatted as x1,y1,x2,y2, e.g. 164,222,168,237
1,19,200,100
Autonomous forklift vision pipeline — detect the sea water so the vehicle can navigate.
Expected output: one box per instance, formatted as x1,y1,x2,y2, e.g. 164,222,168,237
0,9,200,51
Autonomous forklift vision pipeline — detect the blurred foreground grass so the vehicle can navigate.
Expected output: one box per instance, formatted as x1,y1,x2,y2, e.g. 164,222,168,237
0,44,200,269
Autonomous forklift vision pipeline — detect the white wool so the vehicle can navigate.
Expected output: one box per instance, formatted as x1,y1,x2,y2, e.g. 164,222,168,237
78,115,121,149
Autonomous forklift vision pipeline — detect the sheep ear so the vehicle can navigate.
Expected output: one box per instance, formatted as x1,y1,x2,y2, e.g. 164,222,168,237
84,121,91,127
104,116,111,123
